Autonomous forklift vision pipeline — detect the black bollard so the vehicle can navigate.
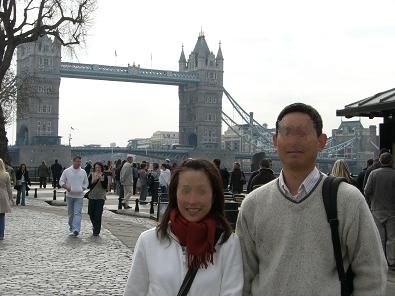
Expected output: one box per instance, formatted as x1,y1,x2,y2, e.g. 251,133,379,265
150,200,155,214
134,198,139,212
53,190,56,200
64,191,67,202
34,188,37,198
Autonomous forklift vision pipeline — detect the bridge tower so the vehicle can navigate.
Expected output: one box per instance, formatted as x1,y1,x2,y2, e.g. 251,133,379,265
178,32,224,150
16,35,62,146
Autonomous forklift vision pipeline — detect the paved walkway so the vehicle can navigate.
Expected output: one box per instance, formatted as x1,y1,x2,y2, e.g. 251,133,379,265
1,187,394,295
0,189,157,295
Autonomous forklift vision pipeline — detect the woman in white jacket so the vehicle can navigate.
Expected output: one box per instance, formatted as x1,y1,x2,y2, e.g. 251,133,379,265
124,159,243,296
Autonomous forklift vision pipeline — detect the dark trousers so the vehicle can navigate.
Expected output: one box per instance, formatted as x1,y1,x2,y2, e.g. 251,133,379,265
151,181,159,203
88,199,105,235
39,177,47,188
52,176,60,188
133,178,138,195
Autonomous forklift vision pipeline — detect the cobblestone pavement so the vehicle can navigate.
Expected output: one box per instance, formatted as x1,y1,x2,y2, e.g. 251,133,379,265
0,197,156,296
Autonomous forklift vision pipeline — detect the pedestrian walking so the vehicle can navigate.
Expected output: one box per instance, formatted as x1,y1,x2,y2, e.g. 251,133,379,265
330,159,358,187
363,148,390,189
364,152,395,271
148,163,160,203
138,162,148,202
213,158,230,191
230,162,245,194
15,163,31,206
356,158,374,193
159,163,170,201
0,159,13,240
87,162,108,236
84,160,92,177
38,161,50,188
236,102,387,295
123,159,243,296
114,159,122,195
120,155,134,209
51,159,63,188
249,158,276,191
59,156,89,237
104,160,114,192
132,163,139,195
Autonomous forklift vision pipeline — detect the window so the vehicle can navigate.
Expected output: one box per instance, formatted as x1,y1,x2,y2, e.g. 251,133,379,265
37,120,52,135
38,104,52,113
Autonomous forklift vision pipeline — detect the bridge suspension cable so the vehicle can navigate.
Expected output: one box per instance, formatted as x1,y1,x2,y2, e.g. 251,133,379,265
222,88,274,152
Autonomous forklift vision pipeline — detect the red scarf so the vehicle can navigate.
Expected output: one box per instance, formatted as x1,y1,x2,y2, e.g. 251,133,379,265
170,208,217,269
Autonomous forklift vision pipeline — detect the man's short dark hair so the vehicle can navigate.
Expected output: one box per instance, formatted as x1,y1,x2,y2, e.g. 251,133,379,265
73,155,82,161
259,159,271,169
276,103,323,137
213,159,221,167
367,158,374,167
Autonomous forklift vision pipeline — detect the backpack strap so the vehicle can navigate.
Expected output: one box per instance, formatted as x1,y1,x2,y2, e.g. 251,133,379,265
322,176,350,296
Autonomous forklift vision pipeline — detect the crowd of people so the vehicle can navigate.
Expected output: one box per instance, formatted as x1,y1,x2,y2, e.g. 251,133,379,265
0,102,394,295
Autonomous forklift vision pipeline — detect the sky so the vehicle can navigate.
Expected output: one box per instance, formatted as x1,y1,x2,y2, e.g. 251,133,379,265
7,0,395,146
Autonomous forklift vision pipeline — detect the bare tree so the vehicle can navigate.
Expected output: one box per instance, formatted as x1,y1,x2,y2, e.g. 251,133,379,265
0,68,17,126
0,0,96,162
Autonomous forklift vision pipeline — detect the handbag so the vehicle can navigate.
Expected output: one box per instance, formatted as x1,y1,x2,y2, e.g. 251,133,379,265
84,177,101,199
322,176,354,296
176,229,223,296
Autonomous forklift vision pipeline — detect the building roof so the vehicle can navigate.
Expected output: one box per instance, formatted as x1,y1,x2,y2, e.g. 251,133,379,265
336,87,395,118
193,33,211,58
336,120,364,131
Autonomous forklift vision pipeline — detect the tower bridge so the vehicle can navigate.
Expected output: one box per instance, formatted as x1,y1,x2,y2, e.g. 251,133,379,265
12,32,357,169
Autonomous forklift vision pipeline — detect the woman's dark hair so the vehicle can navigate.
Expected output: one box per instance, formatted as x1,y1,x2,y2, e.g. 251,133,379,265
157,159,232,244
153,163,159,170
115,159,122,169
19,163,27,171
275,102,323,137
140,162,147,169
93,162,104,172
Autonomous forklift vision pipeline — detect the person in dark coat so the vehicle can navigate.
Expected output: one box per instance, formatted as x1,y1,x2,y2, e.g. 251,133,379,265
230,162,245,194
15,163,31,206
356,158,373,193
250,159,276,192
51,159,63,188
363,148,390,189
213,159,230,191
38,161,50,188
364,152,395,271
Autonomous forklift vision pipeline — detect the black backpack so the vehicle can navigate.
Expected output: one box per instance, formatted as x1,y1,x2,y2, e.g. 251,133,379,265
322,176,354,296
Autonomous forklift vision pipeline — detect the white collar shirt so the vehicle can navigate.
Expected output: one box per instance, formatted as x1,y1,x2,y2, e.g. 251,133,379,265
278,167,321,201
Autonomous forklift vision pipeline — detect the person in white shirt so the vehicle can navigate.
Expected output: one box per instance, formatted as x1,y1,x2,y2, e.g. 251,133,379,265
124,159,243,296
120,155,134,209
59,156,89,237
159,163,171,202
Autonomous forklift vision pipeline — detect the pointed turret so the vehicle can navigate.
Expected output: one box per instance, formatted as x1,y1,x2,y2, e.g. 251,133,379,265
216,41,224,69
179,44,187,71
216,41,223,60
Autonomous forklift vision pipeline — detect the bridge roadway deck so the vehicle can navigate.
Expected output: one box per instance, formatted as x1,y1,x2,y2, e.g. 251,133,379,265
60,62,200,85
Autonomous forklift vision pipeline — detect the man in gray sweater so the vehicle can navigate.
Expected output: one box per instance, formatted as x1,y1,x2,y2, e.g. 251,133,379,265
365,152,395,271
236,103,387,296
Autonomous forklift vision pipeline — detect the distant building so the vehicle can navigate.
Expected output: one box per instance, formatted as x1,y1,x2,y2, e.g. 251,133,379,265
150,131,179,149
222,124,275,153
127,138,150,149
326,120,379,159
